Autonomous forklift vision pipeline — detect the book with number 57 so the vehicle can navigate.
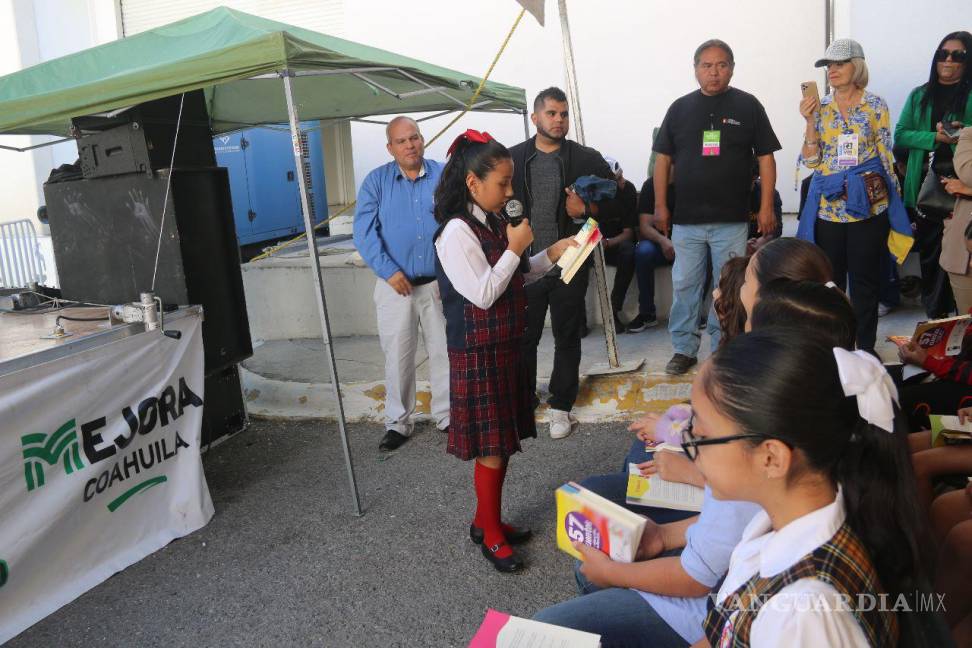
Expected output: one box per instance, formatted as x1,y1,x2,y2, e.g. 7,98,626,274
555,481,646,563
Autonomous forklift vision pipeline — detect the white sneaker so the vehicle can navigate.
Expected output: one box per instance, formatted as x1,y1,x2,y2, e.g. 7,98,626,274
549,409,576,440
877,303,892,318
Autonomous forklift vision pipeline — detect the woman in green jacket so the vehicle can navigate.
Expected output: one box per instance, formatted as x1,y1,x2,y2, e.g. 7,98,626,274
894,30,972,318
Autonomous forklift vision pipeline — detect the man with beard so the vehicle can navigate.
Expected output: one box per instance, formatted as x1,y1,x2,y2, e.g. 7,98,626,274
509,87,617,440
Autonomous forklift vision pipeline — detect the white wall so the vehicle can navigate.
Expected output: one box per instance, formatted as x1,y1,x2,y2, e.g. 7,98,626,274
0,0,120,232
345,0,827,212
842,0,971,123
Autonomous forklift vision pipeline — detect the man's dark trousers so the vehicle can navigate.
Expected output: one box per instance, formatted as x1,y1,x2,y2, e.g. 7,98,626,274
522,263,590,412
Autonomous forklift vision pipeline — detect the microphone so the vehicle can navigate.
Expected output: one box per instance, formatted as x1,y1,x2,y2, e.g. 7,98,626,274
502,199,525,226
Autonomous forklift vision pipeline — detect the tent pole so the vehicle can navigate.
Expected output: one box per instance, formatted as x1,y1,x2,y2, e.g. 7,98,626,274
557,0,620,369
522,109,530,140
282,71,363,516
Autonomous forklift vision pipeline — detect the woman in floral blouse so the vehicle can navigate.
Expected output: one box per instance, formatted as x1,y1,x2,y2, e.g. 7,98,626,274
796,39,912,353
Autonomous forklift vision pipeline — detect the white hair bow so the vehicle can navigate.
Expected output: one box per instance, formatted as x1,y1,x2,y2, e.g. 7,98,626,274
832,348,899,433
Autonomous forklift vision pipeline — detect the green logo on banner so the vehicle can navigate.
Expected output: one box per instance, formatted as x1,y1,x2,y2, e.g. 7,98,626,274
0,560,7,588
21,419,86,491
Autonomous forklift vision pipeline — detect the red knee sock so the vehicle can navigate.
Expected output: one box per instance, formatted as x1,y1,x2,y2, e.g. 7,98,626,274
473,461,511,558
474,461,520,537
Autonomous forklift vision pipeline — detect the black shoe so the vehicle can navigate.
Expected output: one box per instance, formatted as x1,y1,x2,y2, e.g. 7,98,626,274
665,353,698,376
378,430,408,451
480,542,524,573
470,524,533,546
626,313,658,333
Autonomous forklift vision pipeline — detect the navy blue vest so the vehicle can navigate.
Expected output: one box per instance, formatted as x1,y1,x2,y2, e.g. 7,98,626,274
434,213,527,350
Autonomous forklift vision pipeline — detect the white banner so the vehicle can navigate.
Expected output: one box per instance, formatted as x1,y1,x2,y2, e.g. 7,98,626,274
0,312,214,643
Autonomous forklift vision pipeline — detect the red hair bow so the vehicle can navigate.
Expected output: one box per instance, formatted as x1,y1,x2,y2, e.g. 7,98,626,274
446,129,494,157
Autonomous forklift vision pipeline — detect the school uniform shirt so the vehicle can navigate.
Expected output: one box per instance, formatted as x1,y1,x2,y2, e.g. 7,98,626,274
434,204,553,309
713,487,870,647
636,487,762,644
802,92,899,223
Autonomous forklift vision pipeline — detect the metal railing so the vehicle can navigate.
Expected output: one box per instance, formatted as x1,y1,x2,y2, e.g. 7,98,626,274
0,219,45,288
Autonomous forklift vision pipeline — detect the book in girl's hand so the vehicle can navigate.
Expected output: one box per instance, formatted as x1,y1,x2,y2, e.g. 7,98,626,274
887,314,972,358
468,609,600,648
555,481,645,563
557,218,602,284
626,462,704,512
929,414,972,447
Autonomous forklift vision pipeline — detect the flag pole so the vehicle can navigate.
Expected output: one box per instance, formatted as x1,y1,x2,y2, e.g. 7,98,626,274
556,0,642,375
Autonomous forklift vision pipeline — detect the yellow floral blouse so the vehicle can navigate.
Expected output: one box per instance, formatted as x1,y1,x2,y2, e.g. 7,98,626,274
802,91,900,223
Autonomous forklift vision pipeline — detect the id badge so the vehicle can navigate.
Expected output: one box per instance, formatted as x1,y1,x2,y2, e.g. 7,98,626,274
702,130,721,156
837,132,859,167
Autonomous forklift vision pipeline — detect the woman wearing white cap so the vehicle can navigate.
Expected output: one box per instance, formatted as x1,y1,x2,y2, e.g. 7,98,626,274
795,39,912,354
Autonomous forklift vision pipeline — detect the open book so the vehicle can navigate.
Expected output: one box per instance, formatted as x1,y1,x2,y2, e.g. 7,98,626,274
887,314,972,358
556,218,602,284
626,459,704,512
555,481,645,563
930,414,972,447
469,609,600,648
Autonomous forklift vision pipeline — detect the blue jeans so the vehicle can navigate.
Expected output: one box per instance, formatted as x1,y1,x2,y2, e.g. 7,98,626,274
669,223,748,357
533,561,689,648
634,240,673,318
578,440,698,525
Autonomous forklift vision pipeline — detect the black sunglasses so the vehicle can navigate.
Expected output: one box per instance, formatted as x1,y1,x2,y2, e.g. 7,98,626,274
679,414,768,461
935,49,968,63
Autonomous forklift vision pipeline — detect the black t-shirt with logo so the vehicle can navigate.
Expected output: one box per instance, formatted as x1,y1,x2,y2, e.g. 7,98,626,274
598,180,638,239
653,87,781,225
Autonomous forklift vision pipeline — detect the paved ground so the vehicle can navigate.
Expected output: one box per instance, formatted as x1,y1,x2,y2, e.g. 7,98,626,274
11,418,639,648
11,304,929,647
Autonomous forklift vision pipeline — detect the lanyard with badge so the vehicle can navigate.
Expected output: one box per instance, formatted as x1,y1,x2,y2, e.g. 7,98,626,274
837,131,859,167
702,97,728,157
835,99,859,168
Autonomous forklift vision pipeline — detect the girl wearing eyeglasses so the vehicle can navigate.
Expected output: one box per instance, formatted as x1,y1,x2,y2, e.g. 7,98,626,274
895,30,972,317
689,330,930,647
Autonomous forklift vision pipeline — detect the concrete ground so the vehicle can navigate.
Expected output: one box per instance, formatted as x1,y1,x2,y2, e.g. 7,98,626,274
10,418,641,648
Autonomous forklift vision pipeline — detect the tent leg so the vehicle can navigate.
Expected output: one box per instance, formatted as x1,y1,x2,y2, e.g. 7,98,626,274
282,72,363,516
522,109,530,140
557,0,620,369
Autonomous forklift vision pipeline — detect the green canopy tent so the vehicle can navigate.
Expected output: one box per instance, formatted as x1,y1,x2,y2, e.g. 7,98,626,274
0,7,529,516
0,6,526,137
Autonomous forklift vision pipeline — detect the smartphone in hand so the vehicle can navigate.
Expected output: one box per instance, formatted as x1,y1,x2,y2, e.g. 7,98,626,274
801,81,820,104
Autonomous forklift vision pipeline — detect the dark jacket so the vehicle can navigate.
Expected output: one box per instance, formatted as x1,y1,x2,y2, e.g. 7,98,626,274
509,136,616,239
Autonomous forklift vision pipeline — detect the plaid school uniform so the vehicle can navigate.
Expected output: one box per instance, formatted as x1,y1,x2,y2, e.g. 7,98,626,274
703,522,898,647
435,213,536,460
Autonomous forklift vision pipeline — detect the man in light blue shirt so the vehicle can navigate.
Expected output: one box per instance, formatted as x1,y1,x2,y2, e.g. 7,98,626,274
353,116,449,451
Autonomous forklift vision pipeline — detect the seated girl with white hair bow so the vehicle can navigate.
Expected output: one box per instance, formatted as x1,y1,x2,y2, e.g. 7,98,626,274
691,329,930,648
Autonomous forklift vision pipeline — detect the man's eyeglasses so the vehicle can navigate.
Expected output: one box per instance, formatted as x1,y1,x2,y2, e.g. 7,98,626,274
935,49,968,63
679,414,768,461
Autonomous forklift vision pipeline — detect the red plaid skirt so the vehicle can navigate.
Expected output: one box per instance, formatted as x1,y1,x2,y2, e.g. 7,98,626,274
446,341,537,460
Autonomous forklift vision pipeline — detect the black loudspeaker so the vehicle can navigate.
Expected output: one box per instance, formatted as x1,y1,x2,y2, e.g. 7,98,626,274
201,365,248,446
43,168,252,374
74,90,216,179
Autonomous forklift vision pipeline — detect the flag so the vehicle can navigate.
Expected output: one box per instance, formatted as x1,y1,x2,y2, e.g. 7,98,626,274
515,0,544,25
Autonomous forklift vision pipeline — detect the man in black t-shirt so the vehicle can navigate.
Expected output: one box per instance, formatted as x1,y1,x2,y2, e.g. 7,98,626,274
653,39,781,374
599,156,639,332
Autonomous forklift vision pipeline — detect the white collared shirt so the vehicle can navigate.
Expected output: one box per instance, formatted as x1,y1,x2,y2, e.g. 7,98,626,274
714,487,870,647
434,204,553,310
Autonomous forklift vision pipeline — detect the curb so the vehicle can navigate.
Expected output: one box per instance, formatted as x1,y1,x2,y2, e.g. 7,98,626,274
241,366,694,423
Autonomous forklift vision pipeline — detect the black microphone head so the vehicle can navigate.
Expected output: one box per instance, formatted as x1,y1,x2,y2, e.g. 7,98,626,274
503,199,524,224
